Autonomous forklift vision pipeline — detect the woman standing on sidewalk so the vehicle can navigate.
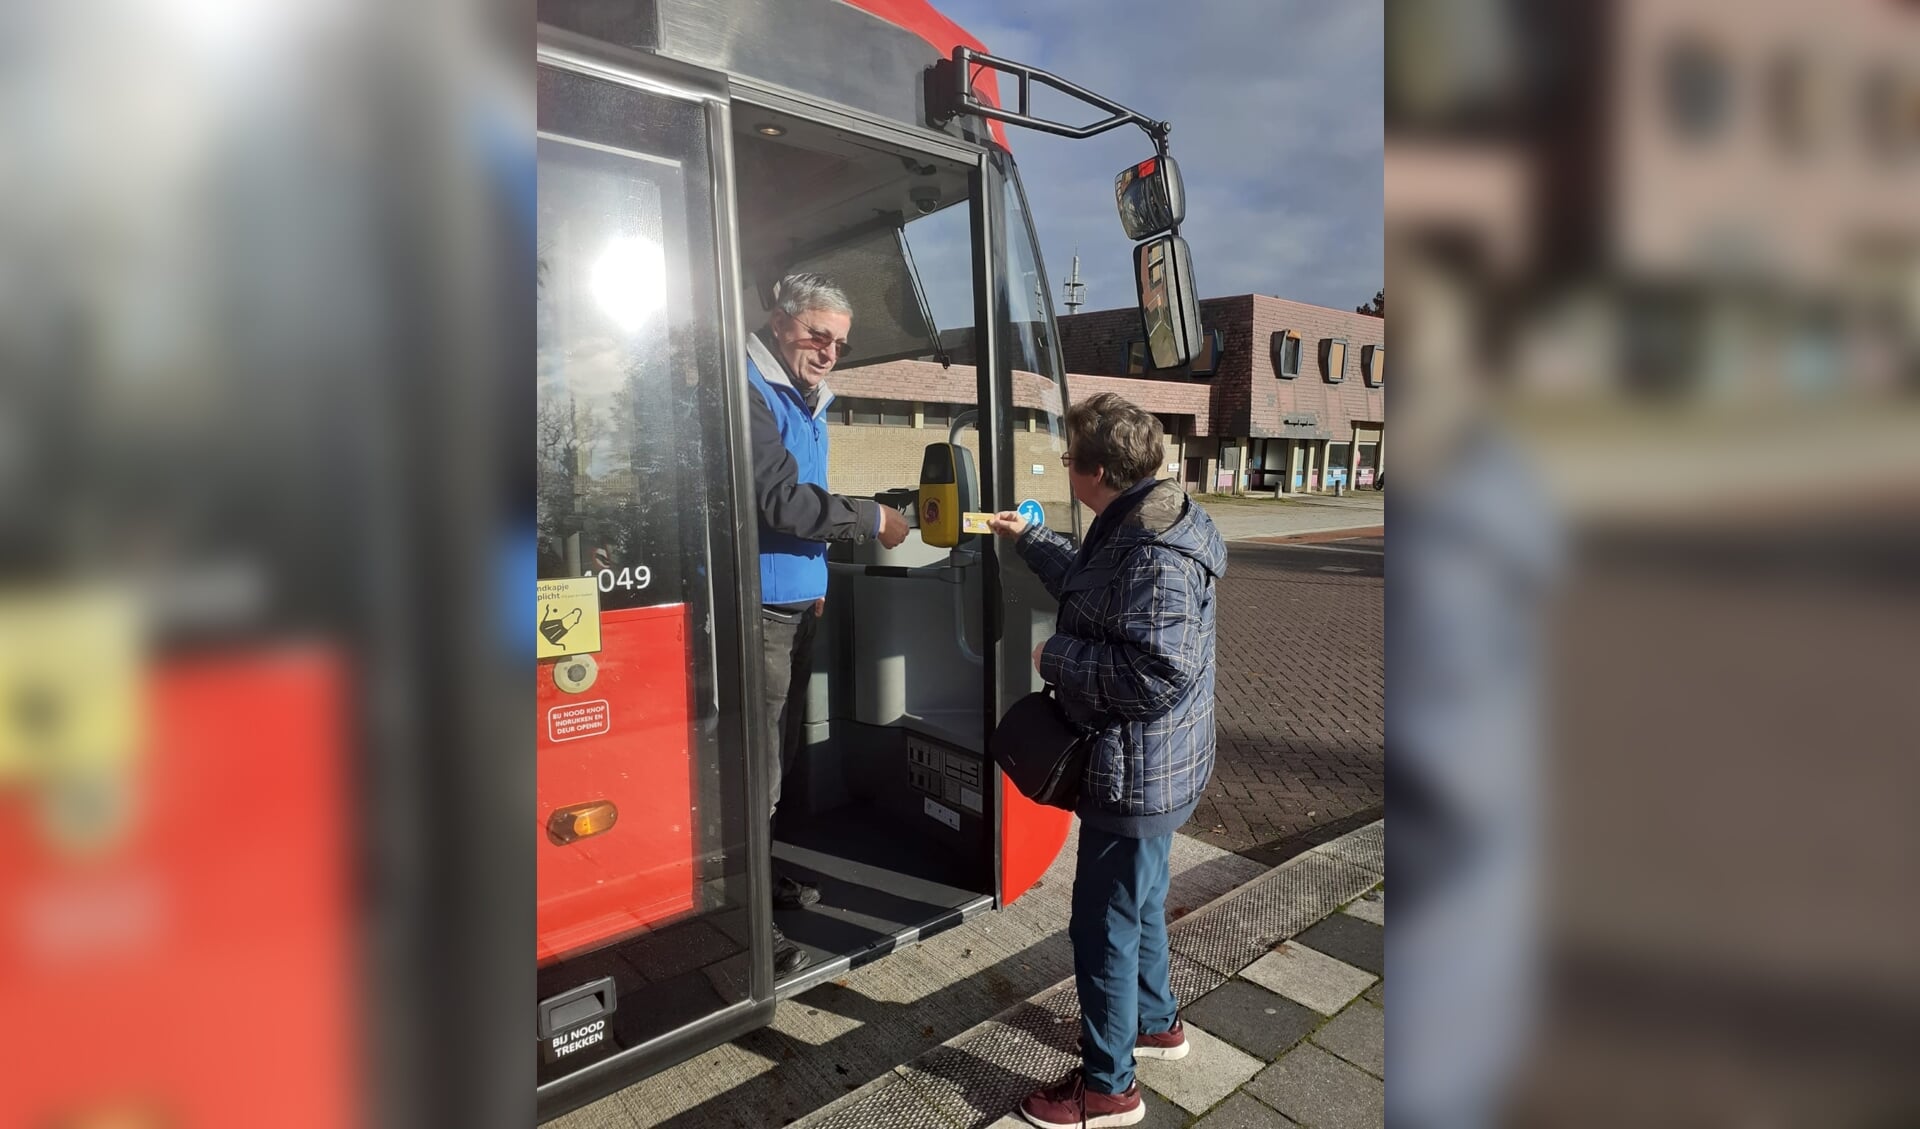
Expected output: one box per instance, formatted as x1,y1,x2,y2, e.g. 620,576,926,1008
987,393,1228,1129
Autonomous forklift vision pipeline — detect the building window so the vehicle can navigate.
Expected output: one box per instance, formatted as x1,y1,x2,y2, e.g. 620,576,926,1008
1859,66,1916,165
1259,438,1288,490
1664,37,1732,143
1123,340,1148,374
1189,328,1226,377
843,398,912,426
1356,442,1380,487
1271,330,1302,379
1362,344,1385,387
921,401,952,430
1321,338,1348,383
1766,51,1822,154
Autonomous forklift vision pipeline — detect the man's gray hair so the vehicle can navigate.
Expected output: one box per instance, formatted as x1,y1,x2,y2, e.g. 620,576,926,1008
773,272,852,318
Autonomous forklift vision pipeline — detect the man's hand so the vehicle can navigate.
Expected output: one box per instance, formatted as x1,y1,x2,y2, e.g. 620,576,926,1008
987,510,1029,539
812,598,825,618
877,504,910,549
1032,639,1048,674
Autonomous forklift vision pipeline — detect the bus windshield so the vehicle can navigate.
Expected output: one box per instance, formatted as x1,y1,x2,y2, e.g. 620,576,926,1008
995,152,1077,540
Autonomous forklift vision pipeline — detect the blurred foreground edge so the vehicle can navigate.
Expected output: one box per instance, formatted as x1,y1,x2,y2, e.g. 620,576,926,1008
1386,0,1920,1125
0,3,533,1127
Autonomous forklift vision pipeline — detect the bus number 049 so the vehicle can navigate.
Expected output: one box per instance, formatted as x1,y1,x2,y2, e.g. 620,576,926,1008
589,566,651,593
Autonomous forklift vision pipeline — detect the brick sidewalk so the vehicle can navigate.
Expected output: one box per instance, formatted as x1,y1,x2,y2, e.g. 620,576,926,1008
1189,539,1385,865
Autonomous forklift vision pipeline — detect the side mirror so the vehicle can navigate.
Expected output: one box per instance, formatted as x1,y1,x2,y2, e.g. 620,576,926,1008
1133,234,1202,369
1114,156,1185,241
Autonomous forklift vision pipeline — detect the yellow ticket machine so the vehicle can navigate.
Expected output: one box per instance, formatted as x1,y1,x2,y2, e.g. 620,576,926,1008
916,442,978,549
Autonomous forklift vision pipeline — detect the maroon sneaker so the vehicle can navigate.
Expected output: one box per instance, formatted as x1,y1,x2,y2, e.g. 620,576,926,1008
1018,1070,1145,1129
1135,1020,1190,1060
1077,1019,1191,1061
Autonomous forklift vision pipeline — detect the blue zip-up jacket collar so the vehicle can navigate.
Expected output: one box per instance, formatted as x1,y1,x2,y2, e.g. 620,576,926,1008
747,330,835,420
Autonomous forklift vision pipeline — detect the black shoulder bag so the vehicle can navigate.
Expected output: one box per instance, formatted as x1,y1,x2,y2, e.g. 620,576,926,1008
989,686,1090,810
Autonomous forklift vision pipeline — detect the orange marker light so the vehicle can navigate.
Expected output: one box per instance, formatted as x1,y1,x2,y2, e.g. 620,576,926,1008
547,801,619,845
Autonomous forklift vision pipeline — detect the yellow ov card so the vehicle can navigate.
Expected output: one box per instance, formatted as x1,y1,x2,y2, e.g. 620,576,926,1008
962,512,994,535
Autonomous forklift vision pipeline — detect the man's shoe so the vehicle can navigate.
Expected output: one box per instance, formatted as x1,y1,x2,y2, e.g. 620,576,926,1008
773,874,821,910
1018,1070,1144,1129
772,924,811,977
1078,1019,1191,1061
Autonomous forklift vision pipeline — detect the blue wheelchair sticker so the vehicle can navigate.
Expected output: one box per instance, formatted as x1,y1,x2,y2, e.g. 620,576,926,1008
1017,499,1046,527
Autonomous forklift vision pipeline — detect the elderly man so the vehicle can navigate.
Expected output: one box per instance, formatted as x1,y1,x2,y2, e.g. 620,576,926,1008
746,272,908,976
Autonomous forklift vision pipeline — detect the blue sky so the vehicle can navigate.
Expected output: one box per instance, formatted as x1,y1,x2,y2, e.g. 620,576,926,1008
932,0,1383,315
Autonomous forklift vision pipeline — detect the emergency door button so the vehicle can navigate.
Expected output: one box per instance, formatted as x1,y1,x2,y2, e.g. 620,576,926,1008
538,975,616,1040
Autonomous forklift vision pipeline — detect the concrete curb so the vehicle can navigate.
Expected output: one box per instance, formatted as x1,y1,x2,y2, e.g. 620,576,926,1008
789,820,1385,1129
1227,522,1386,545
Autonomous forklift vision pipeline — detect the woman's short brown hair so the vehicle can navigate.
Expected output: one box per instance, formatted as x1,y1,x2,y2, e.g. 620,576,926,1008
1064,392,1165,489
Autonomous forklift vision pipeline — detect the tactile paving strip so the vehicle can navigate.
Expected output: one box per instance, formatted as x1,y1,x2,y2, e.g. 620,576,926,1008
894,1001,1082,1128
1169,850,1379,977
1168,950,1231,1009
797,1074,956,1129
1312,819,1384,875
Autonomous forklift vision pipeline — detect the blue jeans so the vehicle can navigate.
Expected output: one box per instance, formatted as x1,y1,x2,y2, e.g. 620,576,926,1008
1071,824,1178,1094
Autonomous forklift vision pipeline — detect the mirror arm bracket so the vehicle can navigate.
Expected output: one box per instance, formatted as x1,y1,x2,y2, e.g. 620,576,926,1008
933,47,1172,148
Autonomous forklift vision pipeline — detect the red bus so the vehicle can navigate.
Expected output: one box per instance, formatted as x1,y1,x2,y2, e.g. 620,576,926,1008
535,0,1200,1116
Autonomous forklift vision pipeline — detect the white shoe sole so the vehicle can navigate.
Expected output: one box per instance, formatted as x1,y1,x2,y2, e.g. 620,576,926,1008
1022,1104,1146,1129
1074,1033,1191,1061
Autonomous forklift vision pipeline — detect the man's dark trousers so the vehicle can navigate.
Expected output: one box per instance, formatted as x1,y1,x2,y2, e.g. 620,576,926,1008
761,603,818,818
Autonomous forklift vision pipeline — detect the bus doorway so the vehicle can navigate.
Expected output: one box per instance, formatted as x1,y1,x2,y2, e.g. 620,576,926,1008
732,109,1013,991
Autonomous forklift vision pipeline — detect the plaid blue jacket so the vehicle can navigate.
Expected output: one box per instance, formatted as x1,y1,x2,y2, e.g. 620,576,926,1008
1017,480,1227,837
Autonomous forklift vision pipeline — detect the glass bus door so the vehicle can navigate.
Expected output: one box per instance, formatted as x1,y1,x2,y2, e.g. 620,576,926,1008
535,60,769,1116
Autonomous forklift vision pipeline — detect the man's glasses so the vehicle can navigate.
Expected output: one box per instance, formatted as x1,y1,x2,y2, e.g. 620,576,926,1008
789,315,851,359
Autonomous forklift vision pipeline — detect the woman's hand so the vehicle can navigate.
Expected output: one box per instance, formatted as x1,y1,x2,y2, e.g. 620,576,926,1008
986,510,1029,539
1032,639,1047,673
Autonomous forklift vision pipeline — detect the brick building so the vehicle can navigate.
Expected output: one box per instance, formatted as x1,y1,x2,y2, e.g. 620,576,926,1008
1057,295,1387,494
815,293,1384,504
820,360,1072,516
